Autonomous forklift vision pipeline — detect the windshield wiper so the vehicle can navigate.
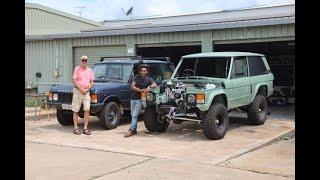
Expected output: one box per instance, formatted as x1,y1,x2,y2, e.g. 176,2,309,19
94,79,109,82
103,78,125,82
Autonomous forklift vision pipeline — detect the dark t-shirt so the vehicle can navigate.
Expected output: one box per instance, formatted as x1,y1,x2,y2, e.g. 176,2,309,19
131,75,154,100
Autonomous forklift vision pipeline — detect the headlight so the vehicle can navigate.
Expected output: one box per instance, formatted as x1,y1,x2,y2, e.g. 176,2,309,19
48,92,53,101
187,94,196,103
146,93,154,101
53,94,58,101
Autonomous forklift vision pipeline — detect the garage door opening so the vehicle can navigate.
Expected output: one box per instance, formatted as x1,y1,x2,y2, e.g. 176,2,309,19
136,45,201,65
215,41,295,107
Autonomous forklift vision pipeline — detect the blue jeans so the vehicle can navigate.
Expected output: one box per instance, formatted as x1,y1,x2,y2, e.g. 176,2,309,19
130,100,142,130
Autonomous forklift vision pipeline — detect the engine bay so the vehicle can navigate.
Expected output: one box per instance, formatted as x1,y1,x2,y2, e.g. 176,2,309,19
158,80,219,121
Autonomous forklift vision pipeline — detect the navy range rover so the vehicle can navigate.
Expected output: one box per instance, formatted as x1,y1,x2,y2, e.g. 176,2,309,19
47,57,174,129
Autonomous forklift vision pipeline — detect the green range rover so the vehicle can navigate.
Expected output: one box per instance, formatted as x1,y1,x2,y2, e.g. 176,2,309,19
142,52,274,140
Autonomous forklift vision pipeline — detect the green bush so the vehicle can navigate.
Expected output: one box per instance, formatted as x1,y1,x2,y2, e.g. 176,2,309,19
25,98,46,107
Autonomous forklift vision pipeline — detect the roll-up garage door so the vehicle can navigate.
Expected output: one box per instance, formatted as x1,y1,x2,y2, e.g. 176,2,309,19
73,45,127,68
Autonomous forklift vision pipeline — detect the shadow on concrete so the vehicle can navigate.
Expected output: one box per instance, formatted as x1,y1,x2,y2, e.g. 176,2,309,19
134,116,253,141
34,104,294,140
37,114,142,133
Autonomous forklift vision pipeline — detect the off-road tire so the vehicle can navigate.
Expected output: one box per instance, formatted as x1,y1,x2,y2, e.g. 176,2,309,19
57,109,73,126
99,102,121,130
144,106,169,133
202,103,229,140
247,95,268,125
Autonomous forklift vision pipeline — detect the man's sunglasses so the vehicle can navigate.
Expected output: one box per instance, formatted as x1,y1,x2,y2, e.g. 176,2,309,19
82,59,88,62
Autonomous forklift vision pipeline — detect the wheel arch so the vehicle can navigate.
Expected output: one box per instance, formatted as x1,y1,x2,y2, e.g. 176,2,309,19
103,95,123,114
212,94,228,109
251,83,268,102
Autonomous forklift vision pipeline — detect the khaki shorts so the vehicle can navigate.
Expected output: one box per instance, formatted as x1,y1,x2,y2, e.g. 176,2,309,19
72,88,91,112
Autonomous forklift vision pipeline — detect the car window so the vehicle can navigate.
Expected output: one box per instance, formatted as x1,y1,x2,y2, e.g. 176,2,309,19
107,64,121,80
92,64,107,79
92,64,130,81
231,57,248,79
248,56,268,76
122,64,132,81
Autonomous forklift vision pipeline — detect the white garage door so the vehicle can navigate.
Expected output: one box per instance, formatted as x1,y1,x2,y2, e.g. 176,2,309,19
73,45,127,68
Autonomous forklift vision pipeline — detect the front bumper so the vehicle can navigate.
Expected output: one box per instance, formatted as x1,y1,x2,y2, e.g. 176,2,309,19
46,101,104,113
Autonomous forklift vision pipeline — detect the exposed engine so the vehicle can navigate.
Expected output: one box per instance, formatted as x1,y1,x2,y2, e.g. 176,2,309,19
160,80,218,121
161,81,187,121
167,82,186,108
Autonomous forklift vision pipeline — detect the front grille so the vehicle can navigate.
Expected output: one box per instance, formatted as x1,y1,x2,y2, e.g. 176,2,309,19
58,93,72,104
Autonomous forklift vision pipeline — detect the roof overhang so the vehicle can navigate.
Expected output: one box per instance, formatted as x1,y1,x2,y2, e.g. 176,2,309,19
25,16,294,41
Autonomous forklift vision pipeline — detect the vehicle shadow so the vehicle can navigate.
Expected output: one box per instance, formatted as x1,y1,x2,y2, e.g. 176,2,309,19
36,113,254,141
136,115,253,141
37,114,140,133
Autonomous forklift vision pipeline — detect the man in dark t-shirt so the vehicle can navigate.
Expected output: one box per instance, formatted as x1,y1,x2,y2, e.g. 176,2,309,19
124,65,157,137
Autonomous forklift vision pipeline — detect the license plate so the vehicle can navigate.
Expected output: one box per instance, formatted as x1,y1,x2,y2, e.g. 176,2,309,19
62,104,72,110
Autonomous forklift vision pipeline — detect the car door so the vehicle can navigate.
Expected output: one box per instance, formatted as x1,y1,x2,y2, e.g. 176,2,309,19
227,56,252,108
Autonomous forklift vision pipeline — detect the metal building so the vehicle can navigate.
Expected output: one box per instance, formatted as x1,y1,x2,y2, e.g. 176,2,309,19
25,3,101,35
25,3,295,105
25,3,101,92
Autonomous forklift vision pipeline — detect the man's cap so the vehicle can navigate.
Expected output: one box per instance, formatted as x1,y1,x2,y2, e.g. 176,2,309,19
81,55,88,60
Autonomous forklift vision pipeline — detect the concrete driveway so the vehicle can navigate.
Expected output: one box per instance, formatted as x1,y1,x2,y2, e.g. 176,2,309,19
26,107,294,179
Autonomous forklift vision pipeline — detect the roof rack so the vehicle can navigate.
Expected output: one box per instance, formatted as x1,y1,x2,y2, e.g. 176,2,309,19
99,56,137,62
137,56,172,64
99,56,172,64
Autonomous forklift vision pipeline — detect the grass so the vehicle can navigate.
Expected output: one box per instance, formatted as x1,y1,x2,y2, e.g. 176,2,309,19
25,98,46,107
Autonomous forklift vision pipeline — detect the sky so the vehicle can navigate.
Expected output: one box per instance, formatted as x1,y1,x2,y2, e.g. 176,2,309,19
25,0,295,22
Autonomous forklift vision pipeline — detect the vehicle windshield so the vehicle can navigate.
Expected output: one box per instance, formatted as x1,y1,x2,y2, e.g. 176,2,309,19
92,63,132,82
133,63,174,81
174,57,231,78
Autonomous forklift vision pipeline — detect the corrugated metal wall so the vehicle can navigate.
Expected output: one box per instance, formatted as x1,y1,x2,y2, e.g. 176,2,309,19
25,39,73,93
213,24,295,43
25,7,99,35
135,31,201,44
72,35,126,47
73,46,127,67
25,24,295,93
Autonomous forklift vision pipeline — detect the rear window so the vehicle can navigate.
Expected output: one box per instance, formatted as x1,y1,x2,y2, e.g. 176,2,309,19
231,57,248,79
248,56,268,76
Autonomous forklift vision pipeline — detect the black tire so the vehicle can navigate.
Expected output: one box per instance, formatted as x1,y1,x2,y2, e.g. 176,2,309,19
99,102,121,130
144,106,169,133
173,119,183,124
57,109,73,126
78,111,84,118
247,95,268,125
202,103,229,140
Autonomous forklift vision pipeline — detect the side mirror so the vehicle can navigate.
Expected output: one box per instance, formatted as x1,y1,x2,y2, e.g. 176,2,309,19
128,76,134,83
